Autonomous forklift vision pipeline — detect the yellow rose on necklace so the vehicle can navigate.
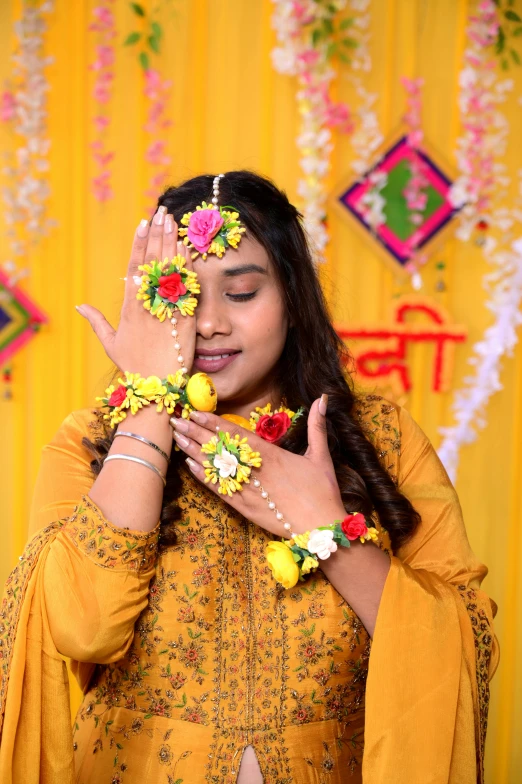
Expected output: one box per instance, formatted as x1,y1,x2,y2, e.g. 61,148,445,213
186,372,217,412
265,541,300,589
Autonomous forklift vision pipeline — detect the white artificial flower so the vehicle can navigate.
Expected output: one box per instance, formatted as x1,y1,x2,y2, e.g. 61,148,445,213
214,448,238,479
307,529,338,560
448,180,470,209
271,47,297,75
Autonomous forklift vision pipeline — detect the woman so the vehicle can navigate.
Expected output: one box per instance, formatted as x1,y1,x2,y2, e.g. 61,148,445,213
0,171,499,784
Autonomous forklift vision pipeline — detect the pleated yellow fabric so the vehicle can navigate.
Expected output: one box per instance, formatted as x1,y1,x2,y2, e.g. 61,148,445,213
0,397,498,783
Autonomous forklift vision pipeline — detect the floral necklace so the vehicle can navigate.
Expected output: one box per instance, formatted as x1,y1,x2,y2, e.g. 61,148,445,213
222,402,304,443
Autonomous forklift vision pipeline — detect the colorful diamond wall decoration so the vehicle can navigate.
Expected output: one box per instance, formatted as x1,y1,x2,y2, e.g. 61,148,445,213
0,269,47,365
332,133,462,275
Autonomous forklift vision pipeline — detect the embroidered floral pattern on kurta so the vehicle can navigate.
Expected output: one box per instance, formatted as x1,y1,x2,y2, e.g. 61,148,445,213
0,396,498,784
71,397,401,784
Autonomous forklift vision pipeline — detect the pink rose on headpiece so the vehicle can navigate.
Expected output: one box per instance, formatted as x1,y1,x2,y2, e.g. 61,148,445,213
187,209,224,253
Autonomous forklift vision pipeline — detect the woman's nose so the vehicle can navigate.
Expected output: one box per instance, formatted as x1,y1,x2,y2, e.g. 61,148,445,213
196,296,232,339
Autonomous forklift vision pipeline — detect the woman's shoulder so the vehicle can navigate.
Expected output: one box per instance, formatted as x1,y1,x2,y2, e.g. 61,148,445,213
46,407,110,451
352,393,432,485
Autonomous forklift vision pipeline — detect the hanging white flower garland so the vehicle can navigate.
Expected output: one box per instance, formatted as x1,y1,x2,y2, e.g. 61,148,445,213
345,0,383,178
1,0,56,288
437,1,522,482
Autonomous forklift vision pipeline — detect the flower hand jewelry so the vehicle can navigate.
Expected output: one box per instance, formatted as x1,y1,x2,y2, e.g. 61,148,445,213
248,402,304,442
97,370,217,428
201,430,262,496
178,174,246,260
136,254,200,320
265,514,380,589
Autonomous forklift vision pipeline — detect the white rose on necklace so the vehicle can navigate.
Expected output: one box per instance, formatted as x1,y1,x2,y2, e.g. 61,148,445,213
214,448,238,478
306,529,338,560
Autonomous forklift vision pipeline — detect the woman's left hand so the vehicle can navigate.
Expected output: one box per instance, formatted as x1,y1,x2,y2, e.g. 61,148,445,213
170,398,347,537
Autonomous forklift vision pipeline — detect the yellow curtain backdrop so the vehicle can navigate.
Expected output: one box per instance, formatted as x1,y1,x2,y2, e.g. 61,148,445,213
0,0,520,780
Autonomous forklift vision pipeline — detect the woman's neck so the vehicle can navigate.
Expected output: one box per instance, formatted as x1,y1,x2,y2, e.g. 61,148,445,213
215,388,282,421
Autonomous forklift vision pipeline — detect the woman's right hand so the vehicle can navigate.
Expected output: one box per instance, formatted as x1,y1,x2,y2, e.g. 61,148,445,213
77,206,196,380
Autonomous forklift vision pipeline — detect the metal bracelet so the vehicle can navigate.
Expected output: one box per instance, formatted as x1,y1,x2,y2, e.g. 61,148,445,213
104,454,167,487
114,431,170,463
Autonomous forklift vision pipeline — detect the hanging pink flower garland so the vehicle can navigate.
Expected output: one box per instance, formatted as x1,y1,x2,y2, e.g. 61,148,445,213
88,1,116,203
0,0,56,287
124,2,172,207
271,0,356,261
144,68,173,204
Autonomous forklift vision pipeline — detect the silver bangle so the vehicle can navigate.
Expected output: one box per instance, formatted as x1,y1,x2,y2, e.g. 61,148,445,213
114,431,170,463
104,454,167,487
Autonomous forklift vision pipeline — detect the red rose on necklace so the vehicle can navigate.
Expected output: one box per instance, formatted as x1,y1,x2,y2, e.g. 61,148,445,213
341,513,367,541
158,272,187,302
256,411,292,443
108,385,127,407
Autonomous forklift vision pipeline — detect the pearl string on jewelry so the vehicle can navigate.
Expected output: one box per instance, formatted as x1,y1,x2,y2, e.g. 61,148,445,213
252,476,294,537
212,173,225,206
170,315,188,374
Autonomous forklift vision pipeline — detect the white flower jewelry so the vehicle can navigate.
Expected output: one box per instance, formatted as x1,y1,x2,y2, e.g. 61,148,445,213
306,528,338,560
213,448,239,479
201,431,262,496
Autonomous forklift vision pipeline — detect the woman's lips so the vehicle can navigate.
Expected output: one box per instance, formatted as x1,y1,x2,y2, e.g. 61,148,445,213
192,351,241,373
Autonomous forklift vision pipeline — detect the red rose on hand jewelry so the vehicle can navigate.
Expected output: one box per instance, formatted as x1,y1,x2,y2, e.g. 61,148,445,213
157,272,187,302
341,513,368,541
249,403,304,443
136,254,199,320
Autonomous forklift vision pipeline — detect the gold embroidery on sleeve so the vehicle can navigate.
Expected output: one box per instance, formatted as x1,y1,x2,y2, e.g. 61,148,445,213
64,495,159,571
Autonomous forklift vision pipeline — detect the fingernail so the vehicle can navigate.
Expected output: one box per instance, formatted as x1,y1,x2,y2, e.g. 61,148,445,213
153,209,165,226
186,457,199,472
137,219,149,238
189,411,208,423
75,305,86,316
171,417,189,433
177,241,184,253
173,431,189,448
165,215,174,234
319,393,328,416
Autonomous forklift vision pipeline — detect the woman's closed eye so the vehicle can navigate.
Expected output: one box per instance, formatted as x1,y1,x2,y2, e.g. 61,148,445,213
226,290,258,302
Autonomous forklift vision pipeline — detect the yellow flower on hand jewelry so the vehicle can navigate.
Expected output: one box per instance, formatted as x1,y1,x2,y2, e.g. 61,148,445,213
264,513,380,589
265,541,300,589
201,431,262,496
185,372,217,413
136,254,200,320
97,369,218,427
96,371,167,427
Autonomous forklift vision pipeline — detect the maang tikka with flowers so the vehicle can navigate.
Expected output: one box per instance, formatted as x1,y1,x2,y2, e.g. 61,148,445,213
178,174,246,260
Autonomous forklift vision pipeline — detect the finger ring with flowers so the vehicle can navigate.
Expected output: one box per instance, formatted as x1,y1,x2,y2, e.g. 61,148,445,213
201,431,262,496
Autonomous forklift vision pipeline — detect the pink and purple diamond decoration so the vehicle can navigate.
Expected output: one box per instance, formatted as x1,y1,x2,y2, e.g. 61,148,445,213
336,135,462,272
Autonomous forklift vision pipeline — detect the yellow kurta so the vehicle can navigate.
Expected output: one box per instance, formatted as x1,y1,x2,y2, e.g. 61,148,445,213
0,395,499,783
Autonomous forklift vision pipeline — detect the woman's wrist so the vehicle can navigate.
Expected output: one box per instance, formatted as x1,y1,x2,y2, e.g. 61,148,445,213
114,405,173,461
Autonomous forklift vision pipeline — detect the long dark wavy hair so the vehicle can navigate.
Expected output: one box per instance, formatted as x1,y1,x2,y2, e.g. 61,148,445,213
84,170,420,551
